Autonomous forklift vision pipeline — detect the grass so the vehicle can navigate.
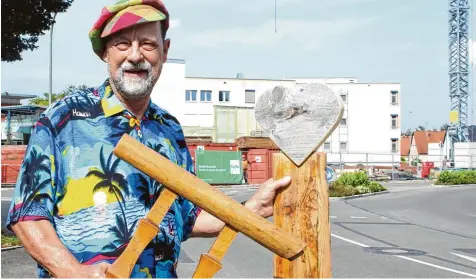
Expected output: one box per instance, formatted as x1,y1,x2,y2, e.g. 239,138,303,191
329,171,387,197
1,234,21,248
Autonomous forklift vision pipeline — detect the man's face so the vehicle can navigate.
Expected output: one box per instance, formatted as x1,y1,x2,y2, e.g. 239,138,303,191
102,21,170,100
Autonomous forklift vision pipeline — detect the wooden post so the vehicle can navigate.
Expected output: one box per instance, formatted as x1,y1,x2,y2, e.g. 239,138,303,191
273,152,332,278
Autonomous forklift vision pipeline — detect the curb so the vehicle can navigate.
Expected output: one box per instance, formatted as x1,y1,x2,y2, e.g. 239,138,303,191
330,190,390,201
1,245,22,251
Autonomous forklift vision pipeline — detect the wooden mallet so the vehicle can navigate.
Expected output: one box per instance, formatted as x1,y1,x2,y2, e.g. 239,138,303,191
106,134,306,278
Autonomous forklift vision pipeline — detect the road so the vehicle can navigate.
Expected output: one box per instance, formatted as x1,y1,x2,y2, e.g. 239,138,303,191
2,184,476,278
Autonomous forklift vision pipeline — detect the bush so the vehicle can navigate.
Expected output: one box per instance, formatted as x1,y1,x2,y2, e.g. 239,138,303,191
436,170,476,185
333,171,369,187
329,184,358,197
329,171,387,197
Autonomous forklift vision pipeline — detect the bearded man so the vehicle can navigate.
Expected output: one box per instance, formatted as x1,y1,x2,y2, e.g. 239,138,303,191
6,0,291,278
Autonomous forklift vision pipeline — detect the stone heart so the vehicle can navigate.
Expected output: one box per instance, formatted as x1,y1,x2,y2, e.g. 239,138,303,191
255,83,344,166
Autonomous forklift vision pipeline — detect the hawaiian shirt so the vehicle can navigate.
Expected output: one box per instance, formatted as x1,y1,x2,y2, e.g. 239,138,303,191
6,79,202,278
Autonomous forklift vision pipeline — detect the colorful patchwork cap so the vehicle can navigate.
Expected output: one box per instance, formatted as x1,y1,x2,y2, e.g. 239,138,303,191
89,0,169,58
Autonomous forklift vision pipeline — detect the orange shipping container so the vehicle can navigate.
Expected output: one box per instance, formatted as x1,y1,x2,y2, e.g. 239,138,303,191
246,149,281,185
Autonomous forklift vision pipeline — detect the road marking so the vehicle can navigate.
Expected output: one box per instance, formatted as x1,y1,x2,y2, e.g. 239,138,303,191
350,216,367,219
396,256,476,278
331,233,476,278
450,252,476,263
331,233,369,248
330,216,337,219
1,198,12,201
226,190,239,195
381,216,389,220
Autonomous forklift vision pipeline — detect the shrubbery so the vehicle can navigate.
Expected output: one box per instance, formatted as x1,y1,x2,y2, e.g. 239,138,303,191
436,170,476,185
329,171,387,197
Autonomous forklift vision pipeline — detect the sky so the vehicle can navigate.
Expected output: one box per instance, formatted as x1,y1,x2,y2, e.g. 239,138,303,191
1,0,476,131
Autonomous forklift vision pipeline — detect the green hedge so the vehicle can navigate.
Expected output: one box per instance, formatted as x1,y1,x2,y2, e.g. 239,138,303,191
436,170,476,185
329,171,387,197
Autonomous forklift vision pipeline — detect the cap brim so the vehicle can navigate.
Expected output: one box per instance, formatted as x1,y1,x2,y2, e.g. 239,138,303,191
100,4,166,38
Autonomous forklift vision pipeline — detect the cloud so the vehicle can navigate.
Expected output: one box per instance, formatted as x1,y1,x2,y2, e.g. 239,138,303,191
185,17,379,51
170,19,181,29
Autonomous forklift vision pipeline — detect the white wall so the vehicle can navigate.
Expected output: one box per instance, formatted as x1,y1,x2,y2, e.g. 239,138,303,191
150,59,186,123
150,59,402,165
454,142,476,168
183,77,295,128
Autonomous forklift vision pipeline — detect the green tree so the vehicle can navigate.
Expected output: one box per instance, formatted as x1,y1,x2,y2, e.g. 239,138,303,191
29,85,89,106
1,0,74,62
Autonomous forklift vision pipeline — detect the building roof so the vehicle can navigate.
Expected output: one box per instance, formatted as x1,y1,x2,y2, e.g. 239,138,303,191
1,105,47,116
1,92,37,99
400,135,411,156
412,130,446,155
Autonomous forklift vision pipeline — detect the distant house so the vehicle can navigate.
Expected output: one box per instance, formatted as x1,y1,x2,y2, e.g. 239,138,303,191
408,130,447,164
400,135,411,157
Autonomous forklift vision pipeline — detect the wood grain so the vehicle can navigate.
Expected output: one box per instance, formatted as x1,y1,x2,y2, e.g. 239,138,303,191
208,225,239,261
106,218,160,278
191,225,238,278
113,134,306,259
255,83,344,166
273,152,332,278
192,254,223,278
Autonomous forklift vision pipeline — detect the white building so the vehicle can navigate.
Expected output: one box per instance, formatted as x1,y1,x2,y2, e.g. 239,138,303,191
152,59,402,165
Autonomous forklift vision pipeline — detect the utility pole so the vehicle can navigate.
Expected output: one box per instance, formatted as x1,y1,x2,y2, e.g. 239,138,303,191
49,12,57,106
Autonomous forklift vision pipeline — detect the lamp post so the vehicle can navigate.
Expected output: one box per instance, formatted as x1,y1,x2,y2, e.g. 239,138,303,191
49,12,57,107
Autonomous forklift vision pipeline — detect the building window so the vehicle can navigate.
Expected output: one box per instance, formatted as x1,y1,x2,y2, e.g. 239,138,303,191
340,94,347,103
391,139,398,153
219,91,230,102
324,142,331,151
391,115,398,129
245,90,255,103
340,142,347,152
185,90,197,102
391,91,398,105
340,118,347,127
200,90,212,102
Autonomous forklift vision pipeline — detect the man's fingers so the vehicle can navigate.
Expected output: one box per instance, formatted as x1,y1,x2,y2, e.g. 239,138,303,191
269,176,291,189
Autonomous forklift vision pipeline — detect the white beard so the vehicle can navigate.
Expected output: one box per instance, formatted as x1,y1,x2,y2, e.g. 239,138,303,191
109,61,157,100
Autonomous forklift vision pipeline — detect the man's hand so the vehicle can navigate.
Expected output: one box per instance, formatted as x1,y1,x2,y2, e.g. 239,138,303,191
66,262,111,278
244,176,291,218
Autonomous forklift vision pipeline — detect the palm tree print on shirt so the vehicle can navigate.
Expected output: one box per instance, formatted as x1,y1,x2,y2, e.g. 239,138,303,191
87,146,130,232
16,147,52,220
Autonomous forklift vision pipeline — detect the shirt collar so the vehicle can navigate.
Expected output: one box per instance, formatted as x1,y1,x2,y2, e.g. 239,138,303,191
98,79,158,119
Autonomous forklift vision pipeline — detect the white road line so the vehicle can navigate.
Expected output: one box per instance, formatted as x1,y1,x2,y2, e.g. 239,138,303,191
330,216,337,219
350,216,367,219
381,216,389,219
450,252,476,263
226,190,239,195
331,233,369,247
396,256,476,278
331,233,476,278
1,198,12,201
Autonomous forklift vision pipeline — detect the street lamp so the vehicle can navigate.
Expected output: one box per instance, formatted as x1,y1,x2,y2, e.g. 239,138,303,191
49,12,57,107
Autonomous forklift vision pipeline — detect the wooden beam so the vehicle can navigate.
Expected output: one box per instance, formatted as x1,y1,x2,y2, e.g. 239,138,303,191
273,152,332,278
113,134,305,260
